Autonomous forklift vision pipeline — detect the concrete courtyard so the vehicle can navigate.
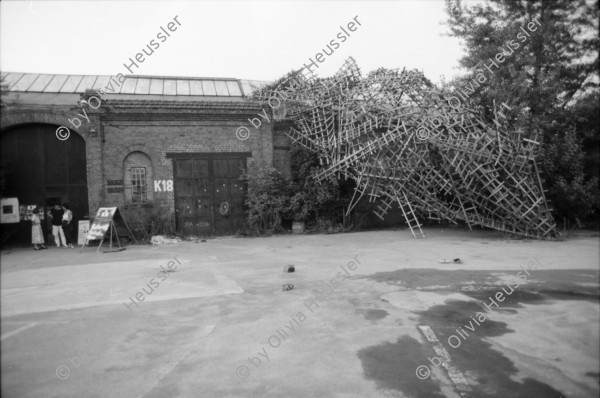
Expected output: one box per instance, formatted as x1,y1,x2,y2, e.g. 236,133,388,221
1,227,599,398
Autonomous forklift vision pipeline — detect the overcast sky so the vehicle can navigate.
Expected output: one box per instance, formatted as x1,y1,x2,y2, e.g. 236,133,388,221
1,0,469,84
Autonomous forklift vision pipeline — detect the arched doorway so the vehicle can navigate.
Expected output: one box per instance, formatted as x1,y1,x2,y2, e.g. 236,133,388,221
0,123,88,245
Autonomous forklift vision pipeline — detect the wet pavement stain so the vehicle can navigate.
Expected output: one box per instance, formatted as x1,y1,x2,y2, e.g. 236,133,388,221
415,300,565,397
460,288,547,307
417,299,514,338
357,335,446,398
358,309,389,321
355,268,599,397
364,268,600,303
585,371,600,384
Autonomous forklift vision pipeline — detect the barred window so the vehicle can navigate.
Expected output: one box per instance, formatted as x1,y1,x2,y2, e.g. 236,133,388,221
131,167,147,203
124,151,153,203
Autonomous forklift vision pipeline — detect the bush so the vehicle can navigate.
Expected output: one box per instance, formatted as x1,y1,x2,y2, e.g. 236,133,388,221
240,164,292,235
240,150,355,235
121,204,175,242
288,148,342,229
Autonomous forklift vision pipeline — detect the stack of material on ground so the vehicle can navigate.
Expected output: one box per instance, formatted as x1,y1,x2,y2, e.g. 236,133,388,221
254,58,557,239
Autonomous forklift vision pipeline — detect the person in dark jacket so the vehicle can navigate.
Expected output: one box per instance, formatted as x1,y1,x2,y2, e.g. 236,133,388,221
47,204,67,247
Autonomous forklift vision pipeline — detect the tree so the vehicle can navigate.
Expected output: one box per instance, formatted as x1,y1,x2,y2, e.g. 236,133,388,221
444,0,599,223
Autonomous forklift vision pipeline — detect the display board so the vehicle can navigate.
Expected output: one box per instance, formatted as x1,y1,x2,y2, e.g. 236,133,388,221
20,204,44,221
86,207,116,241
77,220,91,245
81,207,137,253
0,198,19,224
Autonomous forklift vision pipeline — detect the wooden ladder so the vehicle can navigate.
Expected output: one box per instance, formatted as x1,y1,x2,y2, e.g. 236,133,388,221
396,192,425,239
373,193,395,220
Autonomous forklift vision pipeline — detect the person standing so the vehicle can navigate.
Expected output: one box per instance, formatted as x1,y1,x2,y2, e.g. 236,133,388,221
62,203,75,248
31,208,47,250
47,203,67,248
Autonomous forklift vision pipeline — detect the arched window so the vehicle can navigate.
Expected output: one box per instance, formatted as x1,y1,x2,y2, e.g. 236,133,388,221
124,151,153,203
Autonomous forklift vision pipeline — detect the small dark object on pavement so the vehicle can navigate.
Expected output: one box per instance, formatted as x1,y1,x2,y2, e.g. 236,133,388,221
439,258,462,264
282,283,294,291
284,265,295,273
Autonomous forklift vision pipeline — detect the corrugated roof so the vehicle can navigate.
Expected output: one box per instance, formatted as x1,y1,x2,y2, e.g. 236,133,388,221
0,72,269,97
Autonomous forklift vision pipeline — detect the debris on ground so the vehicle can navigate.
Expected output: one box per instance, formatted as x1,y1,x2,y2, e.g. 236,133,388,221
150,235,182,245
282,283,294,291
439,258,462,264
284,265,295,273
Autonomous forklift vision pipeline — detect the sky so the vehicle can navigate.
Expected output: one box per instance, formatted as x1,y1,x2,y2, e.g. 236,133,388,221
0,0,469,84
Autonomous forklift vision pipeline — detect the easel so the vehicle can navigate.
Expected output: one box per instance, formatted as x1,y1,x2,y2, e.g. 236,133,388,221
98,220,125,254
80,207,137,254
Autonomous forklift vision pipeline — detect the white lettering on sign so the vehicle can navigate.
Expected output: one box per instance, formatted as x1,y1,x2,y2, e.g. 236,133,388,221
154,180,173,192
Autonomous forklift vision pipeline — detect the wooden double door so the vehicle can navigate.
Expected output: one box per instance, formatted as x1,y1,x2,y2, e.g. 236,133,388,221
173,156,247,236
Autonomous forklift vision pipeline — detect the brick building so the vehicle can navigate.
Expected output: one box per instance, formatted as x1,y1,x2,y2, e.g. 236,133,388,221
1,72,292,241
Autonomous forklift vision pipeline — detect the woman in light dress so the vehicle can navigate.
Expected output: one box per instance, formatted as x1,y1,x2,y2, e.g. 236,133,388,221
31,207,47,250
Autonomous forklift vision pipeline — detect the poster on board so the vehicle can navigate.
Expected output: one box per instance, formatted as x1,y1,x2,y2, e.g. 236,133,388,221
80,206,137,252
77,220,91,245
0,198,19,224
85,207,117,241
21,204,44,221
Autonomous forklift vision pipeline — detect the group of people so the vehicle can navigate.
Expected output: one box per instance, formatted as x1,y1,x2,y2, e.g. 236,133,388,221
31,203,75,250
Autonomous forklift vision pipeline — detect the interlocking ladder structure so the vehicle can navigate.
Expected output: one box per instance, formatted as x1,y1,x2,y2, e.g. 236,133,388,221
254,58,558,239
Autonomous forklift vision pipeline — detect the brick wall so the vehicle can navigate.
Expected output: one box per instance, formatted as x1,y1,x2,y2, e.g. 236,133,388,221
1,98,409,237
94,99,274,231
1,97,278,234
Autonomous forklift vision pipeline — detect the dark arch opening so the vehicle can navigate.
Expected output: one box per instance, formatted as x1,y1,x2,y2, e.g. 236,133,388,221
1,123,88,246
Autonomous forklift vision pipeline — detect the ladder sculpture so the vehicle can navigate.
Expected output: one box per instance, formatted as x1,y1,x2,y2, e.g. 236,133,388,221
254,58,557,239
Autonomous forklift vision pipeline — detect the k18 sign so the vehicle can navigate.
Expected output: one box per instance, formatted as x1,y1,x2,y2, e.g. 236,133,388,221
154,180,173,192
